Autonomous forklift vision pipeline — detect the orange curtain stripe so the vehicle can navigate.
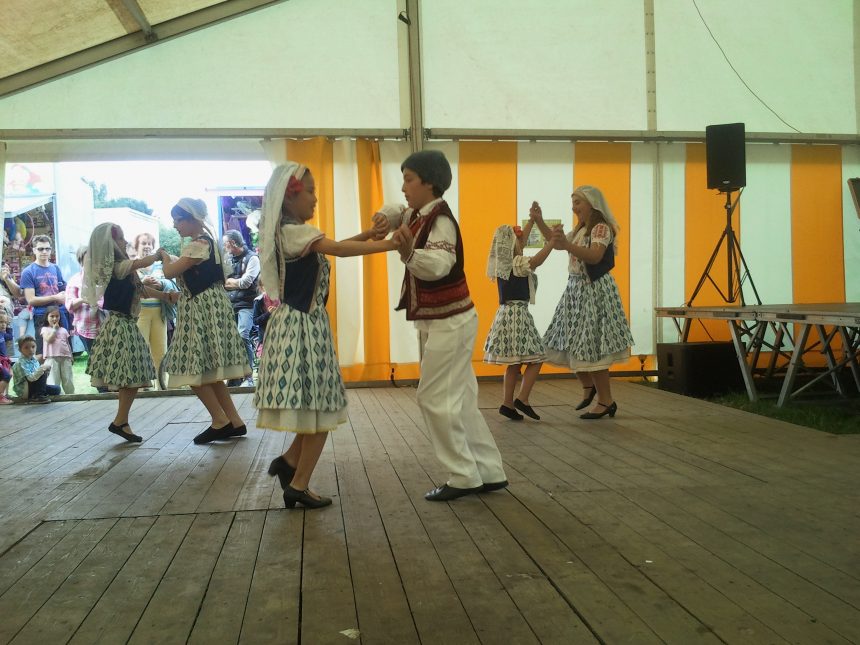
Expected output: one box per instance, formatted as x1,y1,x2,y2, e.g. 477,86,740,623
791,145,845,303
458,142,518,376
285,138,337,345
342,139,391,382
573,142,640,371
684,143,735,341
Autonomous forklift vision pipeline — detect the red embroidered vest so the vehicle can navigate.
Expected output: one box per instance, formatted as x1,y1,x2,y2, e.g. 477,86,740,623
396,201,474,321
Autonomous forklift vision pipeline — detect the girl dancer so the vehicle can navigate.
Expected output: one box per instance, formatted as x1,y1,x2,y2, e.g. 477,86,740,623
159,198,250,444
483,216,552,420
84,223,176,441
257,162,397,509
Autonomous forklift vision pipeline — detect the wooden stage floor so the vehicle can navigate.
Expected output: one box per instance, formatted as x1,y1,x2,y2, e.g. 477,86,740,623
0,380,858,644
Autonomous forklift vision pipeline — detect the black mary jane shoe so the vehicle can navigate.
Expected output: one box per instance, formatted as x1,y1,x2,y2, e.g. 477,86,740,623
193,423,234,445
108,422,143,443
267,456,297,490
575,386,597,410
424,484,482,502
480,480,509,493
283,485,332,509
227,423,247,437
580,401,618,420
514,399,540,420
499,405,523,421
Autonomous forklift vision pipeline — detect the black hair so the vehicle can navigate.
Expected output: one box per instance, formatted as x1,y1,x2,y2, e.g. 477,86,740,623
401,150,452,198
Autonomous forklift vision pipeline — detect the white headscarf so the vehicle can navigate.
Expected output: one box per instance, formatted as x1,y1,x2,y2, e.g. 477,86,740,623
574,185,620,249
258,162,307,298
173,197,224,266
82,222,122,306
486,225,517,281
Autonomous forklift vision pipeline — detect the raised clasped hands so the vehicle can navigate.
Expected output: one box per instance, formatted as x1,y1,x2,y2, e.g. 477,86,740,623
550,224,567,250
529,201,543,221
371,212,390,240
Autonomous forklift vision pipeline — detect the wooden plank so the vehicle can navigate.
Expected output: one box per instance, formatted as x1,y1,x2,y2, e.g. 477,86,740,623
69,514,195,644
0,518,117,643
0,520,79,592
196,424,266,513
10,516,155,643
240,511,303,644
188,510,266,644
128,512,234,644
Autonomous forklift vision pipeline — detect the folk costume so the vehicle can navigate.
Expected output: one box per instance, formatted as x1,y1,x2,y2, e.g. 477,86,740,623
483,225,546,365
382,195,507,492
84,223,156,390
161,199,250,388
254,163,348,433
542,186,634,371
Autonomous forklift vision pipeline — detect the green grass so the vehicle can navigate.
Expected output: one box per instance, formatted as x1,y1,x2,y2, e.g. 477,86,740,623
635,379,859,435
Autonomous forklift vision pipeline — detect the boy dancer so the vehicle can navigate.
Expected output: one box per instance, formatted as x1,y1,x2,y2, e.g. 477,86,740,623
378,150,507,501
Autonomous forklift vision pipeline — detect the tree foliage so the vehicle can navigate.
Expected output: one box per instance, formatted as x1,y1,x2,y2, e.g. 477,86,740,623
158,223,182,256
83,179,153,215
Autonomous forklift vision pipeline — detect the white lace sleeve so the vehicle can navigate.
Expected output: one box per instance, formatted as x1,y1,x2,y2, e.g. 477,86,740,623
512,255,532,278
280,223,325,259
181,239,211,260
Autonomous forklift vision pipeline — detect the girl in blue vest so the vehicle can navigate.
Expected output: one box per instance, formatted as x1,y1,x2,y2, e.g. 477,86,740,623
256,162,397,509
483,217,553,421
532,186,634,419
159,198,251,445
84,223,177,442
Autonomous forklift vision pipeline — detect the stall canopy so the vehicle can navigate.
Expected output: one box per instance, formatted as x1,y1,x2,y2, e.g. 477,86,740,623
3,194,52,218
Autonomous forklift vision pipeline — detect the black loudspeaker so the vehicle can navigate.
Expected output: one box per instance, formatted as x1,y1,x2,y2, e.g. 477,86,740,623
657,342,743,397
706,123,746,190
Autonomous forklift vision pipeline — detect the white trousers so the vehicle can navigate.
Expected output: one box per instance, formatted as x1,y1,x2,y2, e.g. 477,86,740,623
417,313,506,489
46,357,75,394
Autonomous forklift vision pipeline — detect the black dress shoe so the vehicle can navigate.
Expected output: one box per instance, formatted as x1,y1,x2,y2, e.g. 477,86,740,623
108,422,143,443
227,424,247,437
283,485,332,509
481,480,509,493
268,456,296,489
575,386,597,410
580,401,618,420
424,484,482,502
514,399,540,420
499,405,523,421
193,423,234,444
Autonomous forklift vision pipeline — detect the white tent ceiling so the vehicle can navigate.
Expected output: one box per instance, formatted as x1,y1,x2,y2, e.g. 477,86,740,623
0,0,284,99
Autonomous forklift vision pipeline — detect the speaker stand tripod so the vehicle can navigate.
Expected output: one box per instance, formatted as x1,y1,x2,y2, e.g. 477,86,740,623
686,188,762,309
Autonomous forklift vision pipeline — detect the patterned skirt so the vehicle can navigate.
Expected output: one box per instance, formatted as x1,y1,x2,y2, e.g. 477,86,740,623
483,301,546,364
543,273,634,372
87,313,155,390
254,304,347,433
163,284,249,387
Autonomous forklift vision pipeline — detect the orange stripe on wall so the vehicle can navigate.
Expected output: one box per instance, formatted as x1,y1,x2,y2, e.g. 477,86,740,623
341,140,391,382
573,142,641,371
684,143,736,341
285,138,337,345
458,142,518,376
791,145,845,303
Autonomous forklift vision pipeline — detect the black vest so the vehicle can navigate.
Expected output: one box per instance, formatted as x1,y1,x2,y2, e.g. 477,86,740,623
281,253,326,314
497,274,530,304
227,249,258,310
103,273,135,315
585,240,615,283
184,237,224,297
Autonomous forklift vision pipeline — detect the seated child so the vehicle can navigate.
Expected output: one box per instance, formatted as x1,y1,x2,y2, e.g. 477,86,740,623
0,310,12,404
40,305,75,394
12,335,61,403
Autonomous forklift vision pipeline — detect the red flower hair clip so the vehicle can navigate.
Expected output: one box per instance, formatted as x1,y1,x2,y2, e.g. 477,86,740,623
286,174,305,197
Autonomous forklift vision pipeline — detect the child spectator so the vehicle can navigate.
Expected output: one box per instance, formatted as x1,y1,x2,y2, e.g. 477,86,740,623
0,310,13,404
40,305,75,394
12,335,60,403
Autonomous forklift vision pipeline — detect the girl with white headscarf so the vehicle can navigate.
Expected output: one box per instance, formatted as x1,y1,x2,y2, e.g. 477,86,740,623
84,222,176,442
158,197,251,445
256,162,396,510
532,186,634,420
482,218,553,421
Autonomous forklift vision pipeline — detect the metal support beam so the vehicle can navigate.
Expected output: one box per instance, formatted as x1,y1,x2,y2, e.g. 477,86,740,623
119,0,156,42
0,128,408,141
401,0,424,152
